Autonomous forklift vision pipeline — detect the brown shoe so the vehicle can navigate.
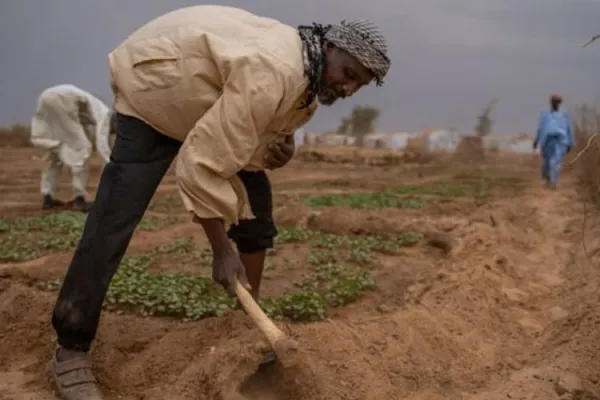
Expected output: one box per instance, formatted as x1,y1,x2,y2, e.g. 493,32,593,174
47,346,103,400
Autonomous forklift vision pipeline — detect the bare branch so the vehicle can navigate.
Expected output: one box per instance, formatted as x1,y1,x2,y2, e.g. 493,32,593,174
566,134,597,167
582,33,600,48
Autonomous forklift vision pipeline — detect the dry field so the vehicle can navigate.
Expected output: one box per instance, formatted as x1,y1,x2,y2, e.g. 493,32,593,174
1,141,600,400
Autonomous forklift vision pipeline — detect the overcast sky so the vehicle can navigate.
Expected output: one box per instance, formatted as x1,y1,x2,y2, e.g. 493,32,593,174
2,0,599,134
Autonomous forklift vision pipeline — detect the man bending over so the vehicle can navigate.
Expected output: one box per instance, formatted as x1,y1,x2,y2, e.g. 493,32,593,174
47,5,390,399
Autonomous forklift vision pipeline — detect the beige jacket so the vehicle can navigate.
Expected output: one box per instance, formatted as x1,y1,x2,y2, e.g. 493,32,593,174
108,5,318,227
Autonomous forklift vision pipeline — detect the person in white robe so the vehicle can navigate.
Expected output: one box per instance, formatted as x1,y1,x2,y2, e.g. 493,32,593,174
30,84,115,212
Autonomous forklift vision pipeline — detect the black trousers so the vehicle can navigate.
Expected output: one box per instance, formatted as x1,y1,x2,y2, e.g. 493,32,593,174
52,113,277,352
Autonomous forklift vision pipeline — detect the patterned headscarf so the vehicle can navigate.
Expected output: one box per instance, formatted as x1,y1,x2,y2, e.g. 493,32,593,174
298,18,390,108
324,18,390,85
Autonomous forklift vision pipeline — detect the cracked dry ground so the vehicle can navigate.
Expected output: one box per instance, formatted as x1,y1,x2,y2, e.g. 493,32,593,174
1,146,600,400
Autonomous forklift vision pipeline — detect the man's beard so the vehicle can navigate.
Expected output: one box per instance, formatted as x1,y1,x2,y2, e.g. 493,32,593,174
317,87,338,105
317,85,346,106
315,57,345,105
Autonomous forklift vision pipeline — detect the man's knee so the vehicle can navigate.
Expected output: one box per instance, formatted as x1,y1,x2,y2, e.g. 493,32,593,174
228,217,278,254
231,170,275,253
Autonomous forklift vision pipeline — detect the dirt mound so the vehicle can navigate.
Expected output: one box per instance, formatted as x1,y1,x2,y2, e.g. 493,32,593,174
295,146,403,166
3,145,600,399
0,280,332,400
137,333,329,400
0,283,54,367
455,136,485,163
272,201,317,229
403,137,434,164
273,202,474,238
0,125,31,148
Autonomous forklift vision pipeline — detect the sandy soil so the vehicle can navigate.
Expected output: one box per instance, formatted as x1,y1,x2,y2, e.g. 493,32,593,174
1,145,600,400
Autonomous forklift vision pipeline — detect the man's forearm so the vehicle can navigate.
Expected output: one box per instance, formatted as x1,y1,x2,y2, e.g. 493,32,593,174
194,216,232,255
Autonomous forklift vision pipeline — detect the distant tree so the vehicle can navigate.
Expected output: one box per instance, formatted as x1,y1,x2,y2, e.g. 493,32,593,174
352,105,380,135
474,99,498,137
337,105,381,146
337,117,352,134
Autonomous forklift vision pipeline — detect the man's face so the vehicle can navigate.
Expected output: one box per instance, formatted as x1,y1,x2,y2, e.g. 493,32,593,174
550,99,561,110
318,42,374,106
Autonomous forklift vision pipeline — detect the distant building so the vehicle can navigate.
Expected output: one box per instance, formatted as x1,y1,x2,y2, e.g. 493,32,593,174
312,133,353,146
359,132,417,149
294,128,306,148
483,134,536,154
420,129,464,151
299,129,536,155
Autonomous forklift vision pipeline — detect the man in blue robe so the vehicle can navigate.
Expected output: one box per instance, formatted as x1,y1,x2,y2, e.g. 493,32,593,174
533,94,574,189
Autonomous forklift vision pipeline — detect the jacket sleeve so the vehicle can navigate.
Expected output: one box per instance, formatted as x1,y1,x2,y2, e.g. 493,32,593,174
175,55,285,226
95,110,113,166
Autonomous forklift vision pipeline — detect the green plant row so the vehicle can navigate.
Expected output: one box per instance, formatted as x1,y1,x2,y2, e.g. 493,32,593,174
39,227,422,322
0,211,179,262
301,182,486,210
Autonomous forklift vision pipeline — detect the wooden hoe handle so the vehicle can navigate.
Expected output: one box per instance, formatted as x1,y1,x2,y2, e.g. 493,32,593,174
234,281,286,346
